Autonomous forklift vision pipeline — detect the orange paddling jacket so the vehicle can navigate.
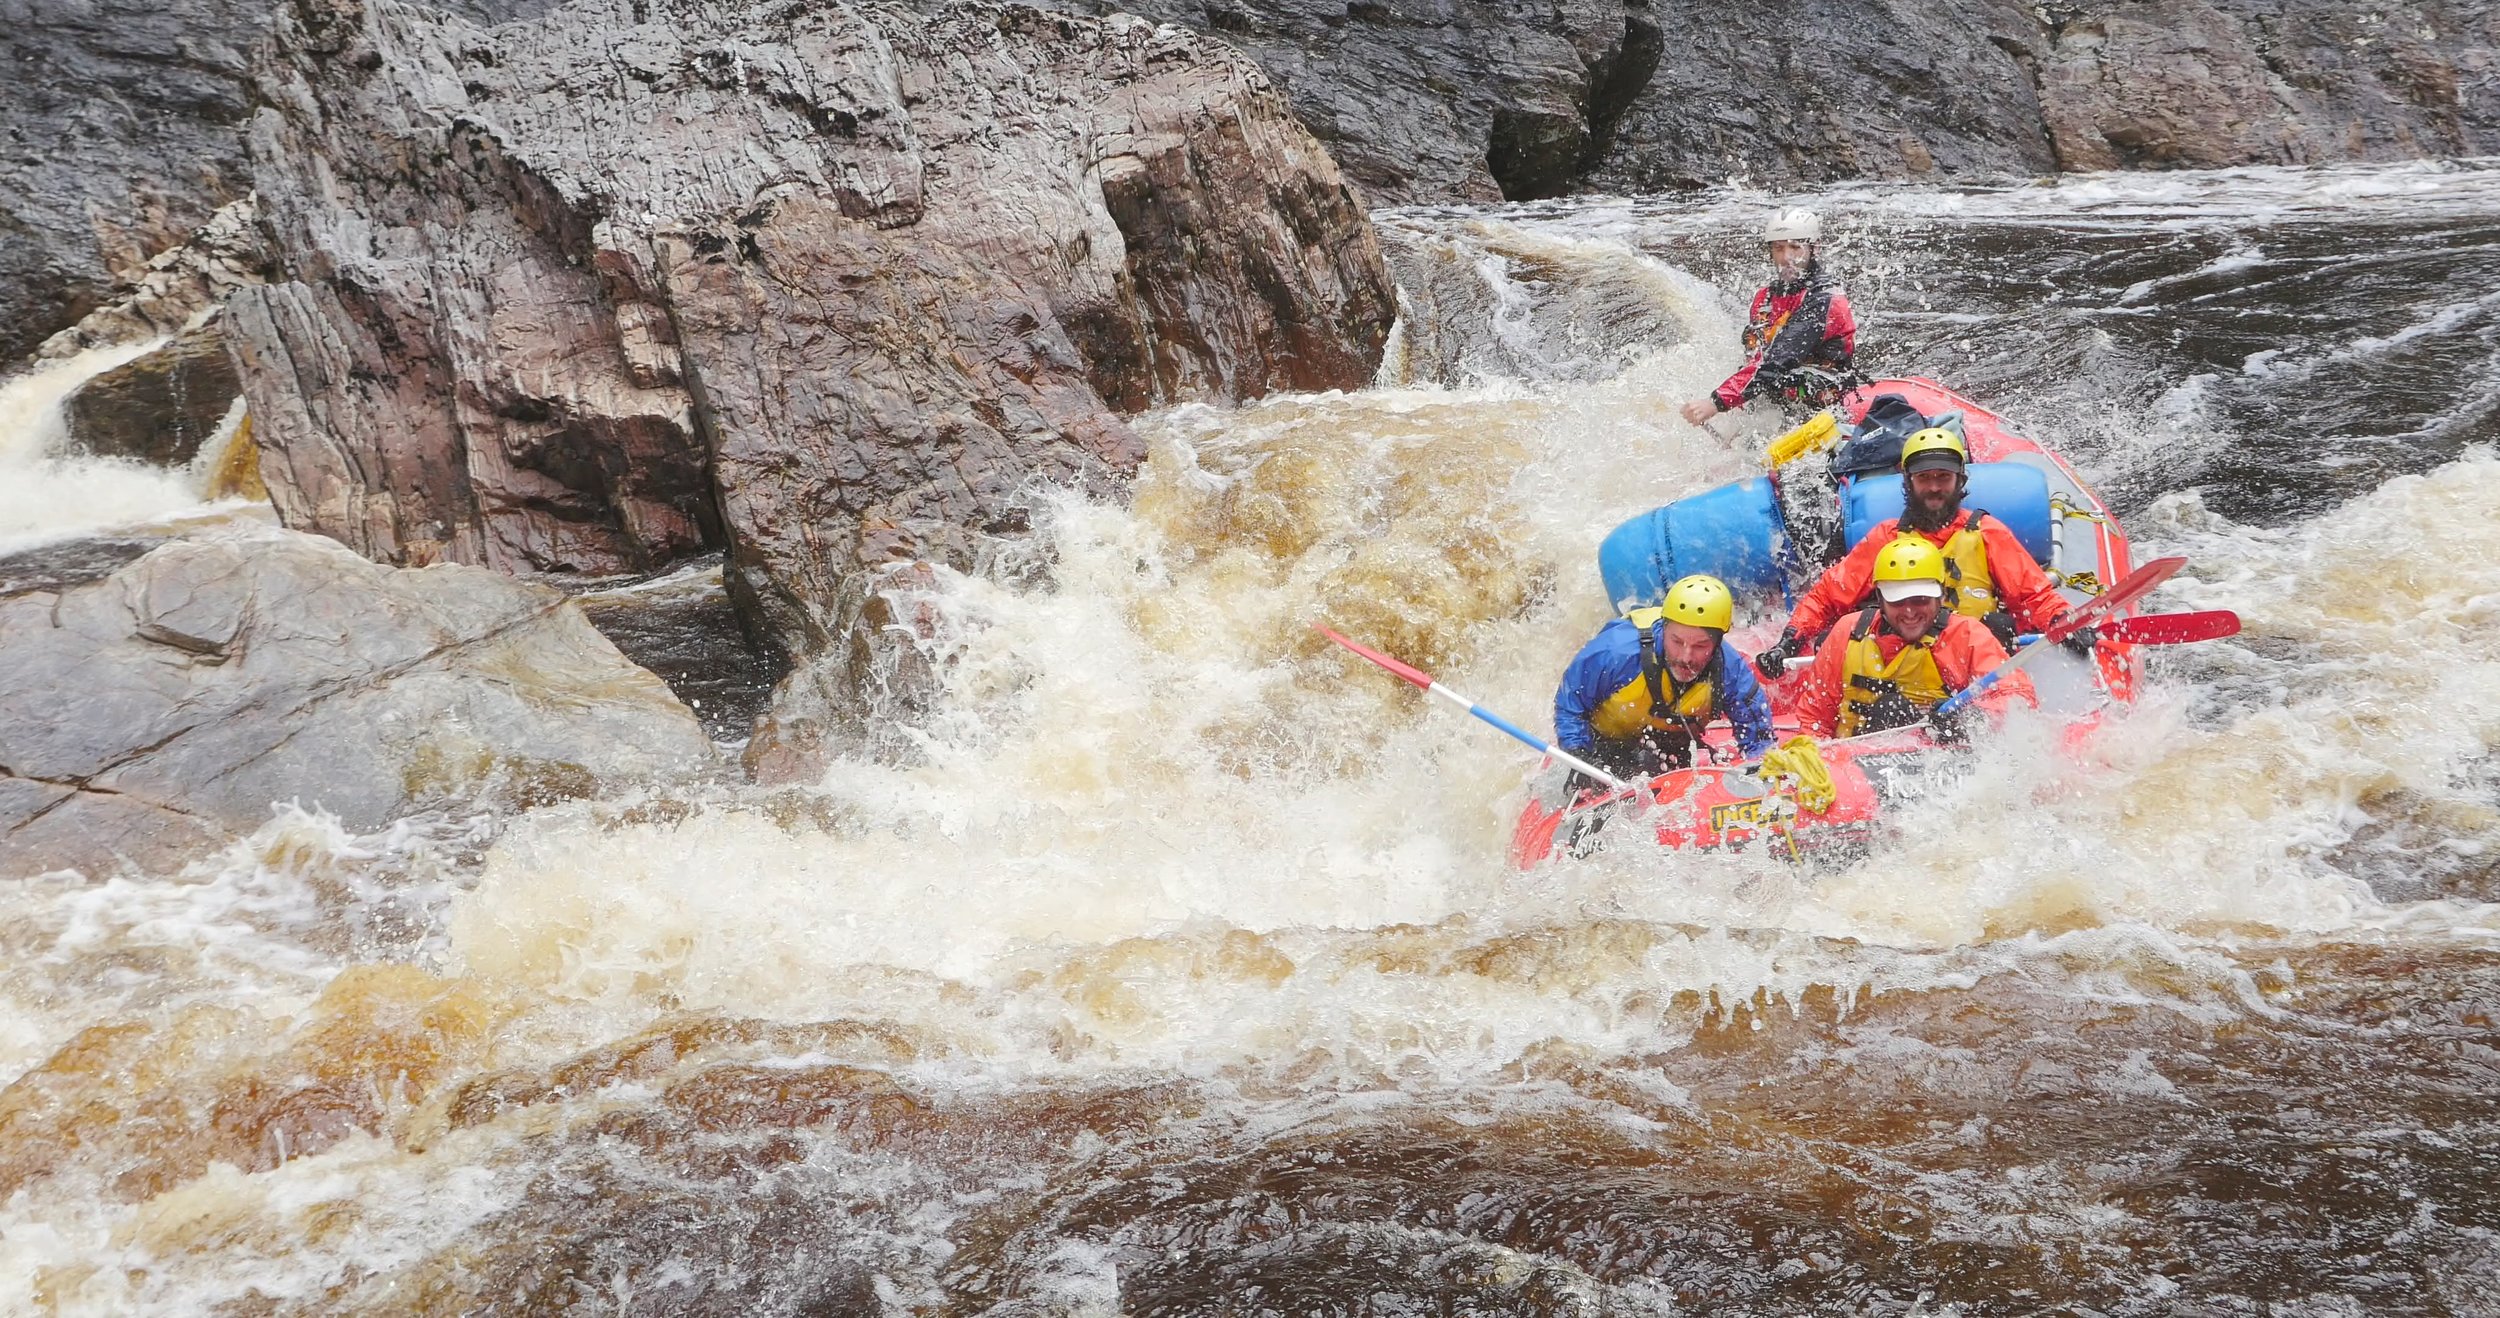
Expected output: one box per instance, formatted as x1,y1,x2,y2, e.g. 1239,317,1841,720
1794,607,2036,738
1786,509,2071,645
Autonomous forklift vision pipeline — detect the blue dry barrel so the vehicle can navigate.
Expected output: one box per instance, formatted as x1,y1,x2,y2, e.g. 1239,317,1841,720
1596,476,1786,613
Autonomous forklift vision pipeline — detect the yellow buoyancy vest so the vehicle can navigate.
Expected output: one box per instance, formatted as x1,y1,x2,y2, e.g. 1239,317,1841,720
1934,510,1999,622
1589,611,1719,742
1837,610,1949,737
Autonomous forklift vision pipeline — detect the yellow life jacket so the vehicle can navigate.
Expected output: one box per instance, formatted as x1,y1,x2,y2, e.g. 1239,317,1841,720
1837,609,1949,737
1588,610,1719,743
1933,509,1999,623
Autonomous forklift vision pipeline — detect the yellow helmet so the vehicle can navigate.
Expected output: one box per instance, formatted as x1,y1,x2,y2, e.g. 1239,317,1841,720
1660,574,1735,632
1899,427,1968,474
1870,537,1948,602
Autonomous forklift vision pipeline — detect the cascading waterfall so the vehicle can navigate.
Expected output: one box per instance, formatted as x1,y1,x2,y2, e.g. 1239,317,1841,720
0,341,261,556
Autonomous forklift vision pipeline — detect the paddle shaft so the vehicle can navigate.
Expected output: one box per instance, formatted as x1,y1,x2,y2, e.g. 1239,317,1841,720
1314,626,1633,792
1935,555,2186,718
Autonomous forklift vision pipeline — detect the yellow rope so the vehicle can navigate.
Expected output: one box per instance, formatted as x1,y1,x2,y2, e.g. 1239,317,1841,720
1754,735,1837,816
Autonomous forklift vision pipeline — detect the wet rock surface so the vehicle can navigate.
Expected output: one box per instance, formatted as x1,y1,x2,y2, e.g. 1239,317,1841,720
1054,0,2500,202
0,0,260,366
2035,1,2499,172
0,527,713,879
0,537,163,600
1046,0,1665,203
0,0,553,372
229,0,1395,671
60,320,242,467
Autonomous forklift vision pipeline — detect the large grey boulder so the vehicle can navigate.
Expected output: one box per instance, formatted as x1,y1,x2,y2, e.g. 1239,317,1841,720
228,0,1396,664
0,527,713,880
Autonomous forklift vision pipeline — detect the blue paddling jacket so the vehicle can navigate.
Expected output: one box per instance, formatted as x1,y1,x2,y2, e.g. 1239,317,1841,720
1554,613,1777,759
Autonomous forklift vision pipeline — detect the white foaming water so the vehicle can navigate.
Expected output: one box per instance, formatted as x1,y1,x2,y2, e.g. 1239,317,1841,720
437,373,2500,1094
0,343,240,554
1567,158,2500,231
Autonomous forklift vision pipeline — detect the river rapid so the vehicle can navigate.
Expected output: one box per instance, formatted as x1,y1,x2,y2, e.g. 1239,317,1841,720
6,162,2500,1315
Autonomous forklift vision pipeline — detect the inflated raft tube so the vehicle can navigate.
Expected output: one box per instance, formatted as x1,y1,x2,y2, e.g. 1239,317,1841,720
1840,463,2054,561
1599,462,2060,615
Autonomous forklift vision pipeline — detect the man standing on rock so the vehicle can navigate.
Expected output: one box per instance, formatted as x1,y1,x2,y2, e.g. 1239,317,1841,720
1679,208,1859,426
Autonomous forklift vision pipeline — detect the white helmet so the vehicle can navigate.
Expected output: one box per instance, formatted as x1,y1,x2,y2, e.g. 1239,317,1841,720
1763,207,1822,243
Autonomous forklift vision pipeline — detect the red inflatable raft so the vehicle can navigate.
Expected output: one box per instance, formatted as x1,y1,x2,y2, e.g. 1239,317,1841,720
1512,377,2144,868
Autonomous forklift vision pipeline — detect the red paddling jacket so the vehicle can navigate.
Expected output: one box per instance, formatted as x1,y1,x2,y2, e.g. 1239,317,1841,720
1787,510,2072,646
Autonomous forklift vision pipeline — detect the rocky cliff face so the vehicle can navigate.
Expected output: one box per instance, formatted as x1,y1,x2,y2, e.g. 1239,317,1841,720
1059,0,2500,203
0,0,262,367
0,0,564,371
1040,0,1666,202
2034,3,2498,172
229,0,1395,669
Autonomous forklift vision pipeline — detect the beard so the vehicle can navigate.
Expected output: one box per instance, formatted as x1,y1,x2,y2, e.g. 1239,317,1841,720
1901,484,1963,533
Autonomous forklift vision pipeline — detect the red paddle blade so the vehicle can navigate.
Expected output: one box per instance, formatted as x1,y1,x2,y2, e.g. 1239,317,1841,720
2044,555,2187,643
1314,624,1434,691
2101,609,2241,646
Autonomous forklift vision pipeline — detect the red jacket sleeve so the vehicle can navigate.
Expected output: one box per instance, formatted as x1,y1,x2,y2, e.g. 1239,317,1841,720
1710,287,1773,410
1978,517,2071,634
1825,289,1857,359
1786,519,1895,643
1793,613,1861,737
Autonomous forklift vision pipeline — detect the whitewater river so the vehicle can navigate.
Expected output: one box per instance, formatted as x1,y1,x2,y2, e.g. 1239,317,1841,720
5,162,2500,1314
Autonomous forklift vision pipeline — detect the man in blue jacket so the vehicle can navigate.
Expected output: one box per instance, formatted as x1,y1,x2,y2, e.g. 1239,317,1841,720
1554,574,1777,784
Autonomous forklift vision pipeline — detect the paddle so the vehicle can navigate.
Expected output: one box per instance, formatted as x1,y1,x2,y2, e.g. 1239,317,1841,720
2012,609,2242,649
1933,555,2186,719
1763,410,1841,467
1313,625,1634,793
2097,609,2240,646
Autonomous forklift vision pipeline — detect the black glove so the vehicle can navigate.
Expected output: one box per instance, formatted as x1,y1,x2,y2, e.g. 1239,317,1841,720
1754,630,1803,678
1925,702,1975,746
2058,624,2100,657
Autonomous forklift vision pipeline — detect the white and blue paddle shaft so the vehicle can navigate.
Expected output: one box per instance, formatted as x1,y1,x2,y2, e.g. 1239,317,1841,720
1934,556,2187,719
1315,626,1632,793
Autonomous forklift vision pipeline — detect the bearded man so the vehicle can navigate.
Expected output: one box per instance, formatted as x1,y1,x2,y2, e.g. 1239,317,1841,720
1755,428,2084,677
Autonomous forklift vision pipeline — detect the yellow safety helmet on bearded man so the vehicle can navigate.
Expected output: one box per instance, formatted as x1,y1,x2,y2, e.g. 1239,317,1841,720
1899,427,1968,474
1870,537,1948,602
1661,574,1736,632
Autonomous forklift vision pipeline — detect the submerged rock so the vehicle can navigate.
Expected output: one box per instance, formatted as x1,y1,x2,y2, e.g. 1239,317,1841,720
229,0,1395,671
0,528,713,879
